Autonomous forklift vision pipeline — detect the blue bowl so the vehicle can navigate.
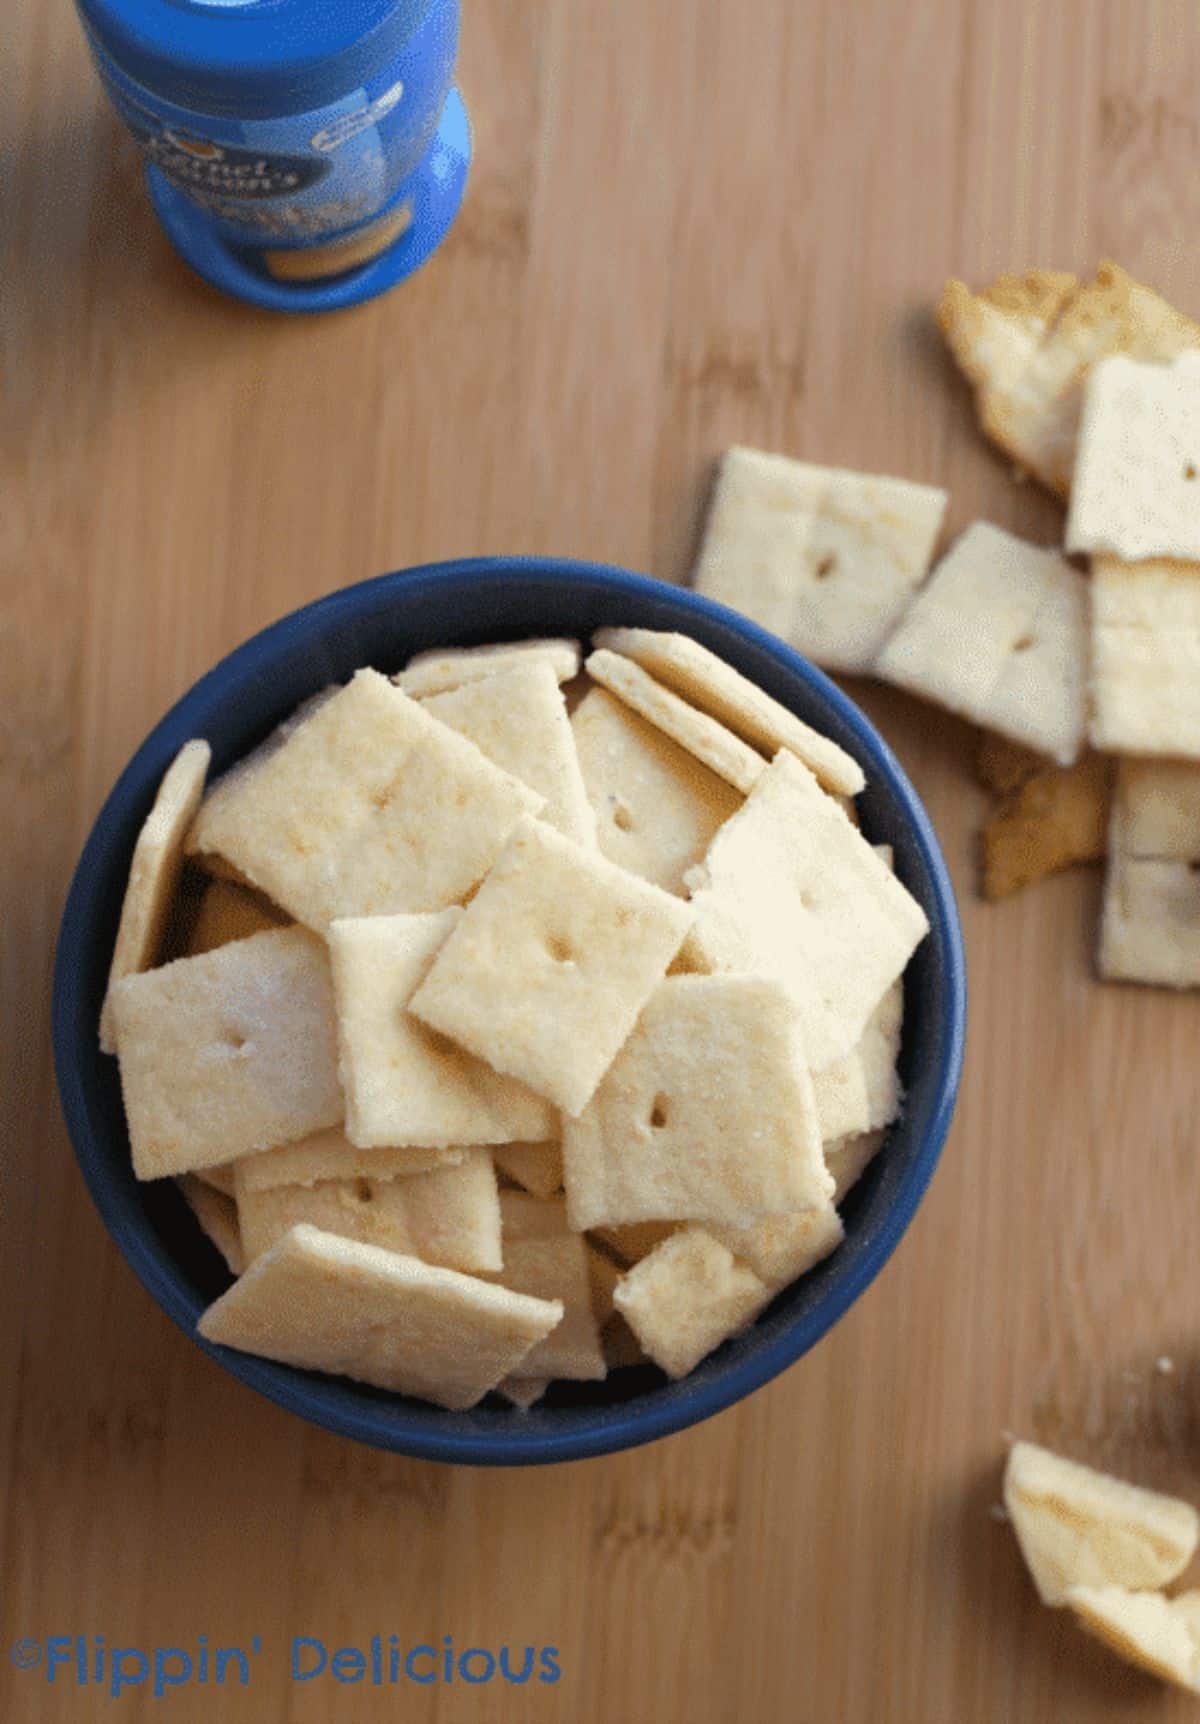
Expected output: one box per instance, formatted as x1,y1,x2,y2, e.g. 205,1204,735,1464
54,558,966,1466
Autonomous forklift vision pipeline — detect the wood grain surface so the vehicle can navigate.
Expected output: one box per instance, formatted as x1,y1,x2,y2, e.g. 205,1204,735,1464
5,3,1200,1720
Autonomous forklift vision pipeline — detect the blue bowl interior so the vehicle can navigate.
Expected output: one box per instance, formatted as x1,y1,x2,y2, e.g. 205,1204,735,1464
54,559,965,1465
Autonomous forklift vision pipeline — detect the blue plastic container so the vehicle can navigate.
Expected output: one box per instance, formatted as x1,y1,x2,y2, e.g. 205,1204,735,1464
54,560,966,1466
74,0,470,311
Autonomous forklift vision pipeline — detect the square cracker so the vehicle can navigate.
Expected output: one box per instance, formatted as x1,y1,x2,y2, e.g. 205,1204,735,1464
707,1200,844,1288
488,1194,605,1380
111,927,343,1180
1111,758,1200,860
593,627,865,796
1090,557,1200,757
186,877,287,956
328,909,553,1148
187,669,543,931
1067,353,1200,561
234,1147,501,1272
394,638,581,698
561,974,831,1231
691,446,947,674
237,1128,460,1193
1066,1587,1200,1692
100,739,211,1052
938,263,1200,498
421,659,595,846
612,1228,770,1379
1099,854,1200,988
197,1223,563,1410
177,1174,245,1275
585,649,767,795
982,753,1112,900
1004,1440,1199,1606
493,1141,563,1199
570,686,741,894
411,816,694,1117
683,752,928,1069
875,522,1088,766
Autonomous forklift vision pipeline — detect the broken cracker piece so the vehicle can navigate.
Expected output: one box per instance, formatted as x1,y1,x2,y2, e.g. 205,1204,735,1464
593,626,865,796
234,1148,502,1273
825,1129,887,1204
496,1376,551,1410
394,638,581,699
187,669,543,930
328,909,553,1149
586,649,767,795
489,1194,605,1381
691,447,947,673
561,974,831,1232
100,739,211,1052
110,927,343,1180
982,753,1112,900
938,263,1200,497
411,816,694,1117
683,752,928,1069
876,522,1088,767
612,1227,771,1379
1003,1440,1199,1606
571,685,742,895
197,1223,563,1410
975,731,1047,797
421,659,595,846
1066,1586,1200,1692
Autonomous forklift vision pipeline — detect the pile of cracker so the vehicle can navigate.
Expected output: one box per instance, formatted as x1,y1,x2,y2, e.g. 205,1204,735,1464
1004,1440,1200,1694
99,632,928,1411
691,262,1200,988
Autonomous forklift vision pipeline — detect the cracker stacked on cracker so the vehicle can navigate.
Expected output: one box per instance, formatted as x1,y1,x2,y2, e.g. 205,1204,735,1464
101,639,926,1410
689,262,1200,985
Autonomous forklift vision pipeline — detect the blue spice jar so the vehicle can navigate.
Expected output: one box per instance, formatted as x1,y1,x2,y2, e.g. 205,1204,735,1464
75,0,471,312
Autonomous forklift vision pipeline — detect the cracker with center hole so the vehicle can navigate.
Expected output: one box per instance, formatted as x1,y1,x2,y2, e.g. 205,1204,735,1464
1067,353,1200,561
410,816,695,1117
111,927,343,1180
982,753,1113,900
421,659,596,846
394,638,581,698
186,876,288,956
938,263,1200,497
1003,1440,1200,1606
812,1049,871,1144
235,1148,501,1272
612,1227,771,1379
683,752,928,1068
177,1174,245,1275
1090,557,1200,757
187,669,543,931
328,909,553,1148
496,1377,551,1410
593,627,865,796
493,1141,563,1199
197,1223,563,1409
1099,854,1200,987
570,686,742,894
100,739,211,1053
691,447,947,674
1066,1587,1200,1693
875,523,1088,766
562,975,831,1231
707,1200,844,1287
585,649,767,795
1111,758,1200,859
825,1128,886,1204
486,1194,605,1381
237,1129,460,1193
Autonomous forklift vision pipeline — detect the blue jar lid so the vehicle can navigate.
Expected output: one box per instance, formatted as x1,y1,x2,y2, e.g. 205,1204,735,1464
77,0,431,119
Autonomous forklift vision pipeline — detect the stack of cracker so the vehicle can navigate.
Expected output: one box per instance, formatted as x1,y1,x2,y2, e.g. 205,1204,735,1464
690,263,1200,986
100,636,927,1410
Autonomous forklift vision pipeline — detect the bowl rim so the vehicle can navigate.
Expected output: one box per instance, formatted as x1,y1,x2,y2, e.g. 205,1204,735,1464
54,556,967,1466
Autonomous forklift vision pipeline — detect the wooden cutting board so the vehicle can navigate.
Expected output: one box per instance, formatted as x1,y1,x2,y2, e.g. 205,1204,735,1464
5,2,1200,1719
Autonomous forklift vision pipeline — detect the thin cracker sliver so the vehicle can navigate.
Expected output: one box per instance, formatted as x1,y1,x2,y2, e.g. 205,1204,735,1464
585,649,767,795
394,638,581,698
